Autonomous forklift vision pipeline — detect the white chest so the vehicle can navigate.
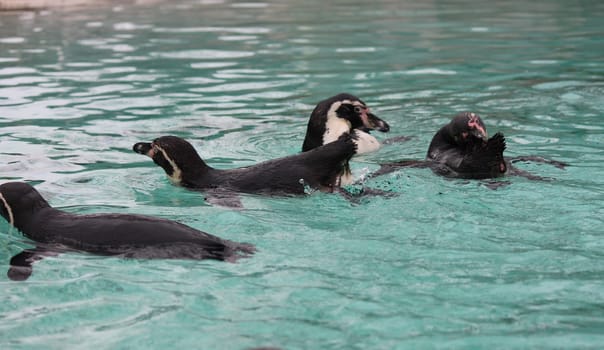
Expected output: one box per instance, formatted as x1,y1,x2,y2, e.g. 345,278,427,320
351,129,381,155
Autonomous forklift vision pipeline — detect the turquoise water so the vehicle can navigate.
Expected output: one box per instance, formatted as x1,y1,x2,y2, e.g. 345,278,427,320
1,0,603,348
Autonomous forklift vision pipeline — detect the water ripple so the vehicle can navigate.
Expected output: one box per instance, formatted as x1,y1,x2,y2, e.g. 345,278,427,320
1,1,603,349
153,26,270,34
152,49,255,60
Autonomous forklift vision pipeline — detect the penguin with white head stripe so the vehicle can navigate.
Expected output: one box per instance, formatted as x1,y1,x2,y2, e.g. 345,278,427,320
302,93,390,185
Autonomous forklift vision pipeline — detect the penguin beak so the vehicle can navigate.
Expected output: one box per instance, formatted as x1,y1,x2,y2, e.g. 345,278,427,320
133,142,155,157
363,112,390,132
466,114,488,142
470,128,488,142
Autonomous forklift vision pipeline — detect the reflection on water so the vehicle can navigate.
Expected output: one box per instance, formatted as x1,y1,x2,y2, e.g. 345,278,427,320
1,0,604,349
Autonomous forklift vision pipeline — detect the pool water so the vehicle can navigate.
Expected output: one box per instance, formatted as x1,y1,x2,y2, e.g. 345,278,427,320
1,0,603,348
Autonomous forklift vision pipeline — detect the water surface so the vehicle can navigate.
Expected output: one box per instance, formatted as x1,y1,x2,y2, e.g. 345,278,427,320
1,0,603,349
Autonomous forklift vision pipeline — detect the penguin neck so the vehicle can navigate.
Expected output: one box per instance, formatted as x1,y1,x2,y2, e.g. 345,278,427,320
302,122,324,152
165,151,213,187
351,129,380,155
180,160,217,188
427,124,455,158
323,118,352,146
14,205,56,241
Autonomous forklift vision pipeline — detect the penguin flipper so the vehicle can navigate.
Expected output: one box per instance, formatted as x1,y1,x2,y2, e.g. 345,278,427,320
505,163,554,181
509,155,568,170
7,247,60,281
371,159,430,178
505,153,566,181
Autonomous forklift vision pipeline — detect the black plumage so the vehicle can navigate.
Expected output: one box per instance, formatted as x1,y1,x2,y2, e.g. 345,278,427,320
133,133,357,195
426,112,507,179
0,182,254,281
374,112,566,182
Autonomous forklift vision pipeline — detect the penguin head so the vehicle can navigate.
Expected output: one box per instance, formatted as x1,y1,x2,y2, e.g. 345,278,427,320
133,136,207,185
0,182,50,229
448,112,488,146
302,93,390,152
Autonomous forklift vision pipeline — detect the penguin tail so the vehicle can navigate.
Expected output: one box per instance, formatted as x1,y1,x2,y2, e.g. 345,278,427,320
224,242,256,262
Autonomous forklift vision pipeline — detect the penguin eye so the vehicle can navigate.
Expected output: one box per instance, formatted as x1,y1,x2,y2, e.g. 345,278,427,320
353,106,362,114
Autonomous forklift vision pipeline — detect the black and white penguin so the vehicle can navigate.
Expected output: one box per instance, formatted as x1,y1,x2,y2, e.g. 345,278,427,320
302,93,390,154
301,93,390,184
374,112,566,181
425,112,507,179
133,133,356,197
0,182,255,281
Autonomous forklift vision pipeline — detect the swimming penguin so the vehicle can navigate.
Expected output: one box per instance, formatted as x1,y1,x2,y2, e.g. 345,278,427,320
133,133,357,203
373,112,566,181
425,112,508,179
0,182,255,281
301,93,390,184
302,93,390,154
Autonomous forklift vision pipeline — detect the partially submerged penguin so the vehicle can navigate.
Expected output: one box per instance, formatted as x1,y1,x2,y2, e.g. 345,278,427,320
133,133,357,205
0,182,255,281
301,93,390,184
374,112,566,181
302,93,390,154
425,112,508,179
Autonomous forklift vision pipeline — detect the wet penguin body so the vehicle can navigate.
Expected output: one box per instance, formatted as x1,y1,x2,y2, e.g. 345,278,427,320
374,112,566,182
374,112,508,179
0,182,254,281
301,93,390,184
426,112,507,179
133,133,357,196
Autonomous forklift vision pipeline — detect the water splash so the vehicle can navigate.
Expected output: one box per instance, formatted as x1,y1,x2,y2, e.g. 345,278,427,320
298,178,315,195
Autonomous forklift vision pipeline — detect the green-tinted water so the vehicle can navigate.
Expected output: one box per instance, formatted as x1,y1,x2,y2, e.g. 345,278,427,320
1,0,603,349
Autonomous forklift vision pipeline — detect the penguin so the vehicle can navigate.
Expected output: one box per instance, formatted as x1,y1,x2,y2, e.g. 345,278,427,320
0,182,255,281
425,112,507,179
133,133,357,201
302,93,390,154
301,93,390,184
373,112,566,181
